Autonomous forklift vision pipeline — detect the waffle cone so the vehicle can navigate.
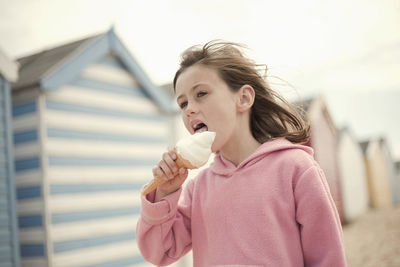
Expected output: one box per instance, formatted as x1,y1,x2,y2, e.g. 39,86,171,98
141,152,197,195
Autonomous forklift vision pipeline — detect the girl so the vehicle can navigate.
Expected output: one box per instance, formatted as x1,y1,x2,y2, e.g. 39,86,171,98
136,41,346,266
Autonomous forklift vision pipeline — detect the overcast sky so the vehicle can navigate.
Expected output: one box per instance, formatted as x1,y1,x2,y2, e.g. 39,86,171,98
1,0,399,159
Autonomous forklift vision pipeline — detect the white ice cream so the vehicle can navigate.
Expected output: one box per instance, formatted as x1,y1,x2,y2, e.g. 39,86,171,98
176,131,216,167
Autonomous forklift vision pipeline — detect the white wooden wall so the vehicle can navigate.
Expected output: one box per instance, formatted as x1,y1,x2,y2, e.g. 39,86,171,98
337,131,369,222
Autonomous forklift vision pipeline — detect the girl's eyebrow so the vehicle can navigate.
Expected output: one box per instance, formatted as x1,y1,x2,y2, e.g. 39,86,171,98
176,94,185,102
176,83,205,102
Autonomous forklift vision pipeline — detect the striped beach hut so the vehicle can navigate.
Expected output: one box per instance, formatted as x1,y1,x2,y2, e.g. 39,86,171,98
299,95,344,222
360,138,394,209
0,48,20,267
337,127,369,223
11,29,175,267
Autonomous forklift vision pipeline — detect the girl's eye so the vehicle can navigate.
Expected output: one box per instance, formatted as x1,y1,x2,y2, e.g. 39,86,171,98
179,101,188,109
197,91,207,97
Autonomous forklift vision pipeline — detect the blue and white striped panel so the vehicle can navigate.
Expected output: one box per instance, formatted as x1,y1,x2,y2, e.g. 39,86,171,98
82,56,140,88
16,193,46,265
12,99,47,265
0,81,20,267
44,57,168,266
13,105,41,187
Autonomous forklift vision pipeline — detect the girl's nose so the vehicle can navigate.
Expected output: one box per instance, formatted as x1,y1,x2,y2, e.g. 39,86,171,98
185,102,198,117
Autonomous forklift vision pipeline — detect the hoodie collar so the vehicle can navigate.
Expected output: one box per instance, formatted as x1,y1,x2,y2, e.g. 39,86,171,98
210,138,313,177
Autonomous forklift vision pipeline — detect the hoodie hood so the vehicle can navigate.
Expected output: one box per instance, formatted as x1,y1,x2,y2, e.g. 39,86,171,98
210,137,314,177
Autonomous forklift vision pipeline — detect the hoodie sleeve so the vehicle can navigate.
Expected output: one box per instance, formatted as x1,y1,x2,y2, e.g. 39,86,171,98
136,181,194,266
294,164,347,267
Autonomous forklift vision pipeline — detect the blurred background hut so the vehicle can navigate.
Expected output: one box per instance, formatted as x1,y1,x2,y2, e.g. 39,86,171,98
360,138,394,209
337,127,369,223
297,95,344,222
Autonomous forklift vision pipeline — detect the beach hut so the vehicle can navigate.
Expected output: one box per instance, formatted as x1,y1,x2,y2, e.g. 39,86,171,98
0,48,20,267
383,142,399,206
11,29,175,267
299,95,344,222
360,138,393,209
396,161,400,206
337,127,369,223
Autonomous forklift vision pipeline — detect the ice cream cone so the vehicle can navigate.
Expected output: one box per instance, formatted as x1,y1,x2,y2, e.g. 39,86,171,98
141,131,216,196
141,153,196,195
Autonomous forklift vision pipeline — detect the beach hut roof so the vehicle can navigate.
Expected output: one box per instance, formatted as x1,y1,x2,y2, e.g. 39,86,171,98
13,35,98,90
12,28,175,113
338,126,359,144
293,95,337,133
338,126,351,137
160,82,174,98
0,48,19,81
359,137,391,157
359,140,370,155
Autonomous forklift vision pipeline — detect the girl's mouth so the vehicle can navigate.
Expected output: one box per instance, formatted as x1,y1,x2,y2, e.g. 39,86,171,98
194,122,208,133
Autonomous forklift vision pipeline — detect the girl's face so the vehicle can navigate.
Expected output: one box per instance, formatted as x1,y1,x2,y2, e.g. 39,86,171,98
175,64,240,153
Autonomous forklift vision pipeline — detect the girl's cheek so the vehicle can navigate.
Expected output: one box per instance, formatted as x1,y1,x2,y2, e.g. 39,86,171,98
183,120,192,133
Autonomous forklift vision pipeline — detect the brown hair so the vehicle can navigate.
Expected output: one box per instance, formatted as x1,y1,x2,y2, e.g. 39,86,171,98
173,40,310,144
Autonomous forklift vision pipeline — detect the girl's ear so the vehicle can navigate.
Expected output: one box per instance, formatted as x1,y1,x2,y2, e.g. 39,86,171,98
236,85,255,112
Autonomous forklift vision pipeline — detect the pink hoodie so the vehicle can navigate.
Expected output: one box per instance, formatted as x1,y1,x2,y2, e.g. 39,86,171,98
136,138,346,266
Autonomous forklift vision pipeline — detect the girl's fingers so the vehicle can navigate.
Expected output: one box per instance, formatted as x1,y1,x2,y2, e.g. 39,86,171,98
158,159,174,179
152,165,164,179
163,151,178,174
168,146,177,160
152,148,182,185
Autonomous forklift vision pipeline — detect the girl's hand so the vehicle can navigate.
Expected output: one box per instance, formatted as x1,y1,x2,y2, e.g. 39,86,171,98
153,147,188,202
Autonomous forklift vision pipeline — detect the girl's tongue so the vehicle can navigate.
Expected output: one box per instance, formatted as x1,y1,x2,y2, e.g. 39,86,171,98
195,123,208,133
